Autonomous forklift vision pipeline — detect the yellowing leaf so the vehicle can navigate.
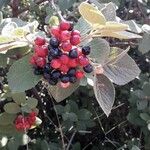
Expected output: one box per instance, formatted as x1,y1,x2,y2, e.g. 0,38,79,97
49,16,59,26
79,2,106,26
11,28,27,38
104,22,129,31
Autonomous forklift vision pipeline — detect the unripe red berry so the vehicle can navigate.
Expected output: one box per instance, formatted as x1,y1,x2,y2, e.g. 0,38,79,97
68,58,78,68
75,71,85,79
60,21,71,30
60,31,71,41
30,56,36,65
60,54,69,64
34,45,48,57
51,59,61,69
60,64,69,73
71,30,81,36
50,26,60,38
34,37,46,46
36,57,46,68
70,35,81,45
60,82,70,88
61,41,72,51
78,56,89,66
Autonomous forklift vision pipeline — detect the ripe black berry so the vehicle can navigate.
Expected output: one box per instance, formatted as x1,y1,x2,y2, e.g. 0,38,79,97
61,75,69,83
51,70,61,79
69,76,77,83
49,78,58,85
43,63,52,73
34,68,43,75
83,64,93,73
48,55,53,62
67,68,76,76
43,73,51,79
49,48,61,57
69,49,78,58
50,37,60,48
82,46,91,55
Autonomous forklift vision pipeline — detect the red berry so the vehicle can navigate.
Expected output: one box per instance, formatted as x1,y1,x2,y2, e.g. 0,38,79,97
60,54,69,64
60,64,69,73
60,21,71,30
50,26,60,38
68,58,78,68
34,45,48,57
29,112,37,118
51,59,61,69
34,37,46,46
60,82,70,88
70,35,81,46
61,41,72,51
60,31,71,41
36,57,46,68
75,71,84,79
71,30,81,36
30,56,36,65
78,56,89,66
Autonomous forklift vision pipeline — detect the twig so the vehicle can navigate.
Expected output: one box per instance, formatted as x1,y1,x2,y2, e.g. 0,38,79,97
48,0,65,21
66,131,76,150
51,98,66,150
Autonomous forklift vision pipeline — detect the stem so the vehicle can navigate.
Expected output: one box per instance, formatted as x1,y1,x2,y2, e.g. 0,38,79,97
48,0,65,21
66,131,76,150
51,99,66,150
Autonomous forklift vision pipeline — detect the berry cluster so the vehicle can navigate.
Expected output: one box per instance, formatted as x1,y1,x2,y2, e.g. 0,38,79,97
15,112,37,131
30,21,93,88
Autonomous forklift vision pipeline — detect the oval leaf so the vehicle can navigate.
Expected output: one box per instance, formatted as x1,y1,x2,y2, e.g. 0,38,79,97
26,97,38,109
12,92,26,105
48,81,80,102
103,48,141,85
7,54,41,92
4,103,21,114
93,74,115,117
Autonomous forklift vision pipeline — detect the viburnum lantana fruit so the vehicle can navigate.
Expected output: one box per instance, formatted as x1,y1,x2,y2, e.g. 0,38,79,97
15,112,37,131
30,20,93,88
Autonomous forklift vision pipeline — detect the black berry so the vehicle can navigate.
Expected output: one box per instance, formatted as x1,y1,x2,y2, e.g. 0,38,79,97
67,68,76,76
82,46,91,55
49,48,60,57
69,49,78,58
83,64,93,73
61,75,69,83
43,73,51,79
43,63,52,73
34,68,43,75
69,76,77,83
51,70,61,79
50,37,60,48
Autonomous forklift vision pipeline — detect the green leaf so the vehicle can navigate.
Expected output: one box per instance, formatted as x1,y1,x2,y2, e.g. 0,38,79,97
68,100,79,113
58,0,76,11
104,48,141,85
143,82,150,96
72,142,81,150
4,103,21,114
140,113,150,121
0,112,16,125
26,97,38,109
48,81,80,102
123,20,142,33
0,54,7,67
7,54,41,92
12,92,26,105
93,74,115,117
74,17,92,36
62,112,78,122
49,142,61,150
55,105,65,114
137,100,148,110
0,124,18,135
88,38,110,64
76,121,86,131
77,109,92,120
131,145,140,150
101,2,116,21
138,33,150,54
